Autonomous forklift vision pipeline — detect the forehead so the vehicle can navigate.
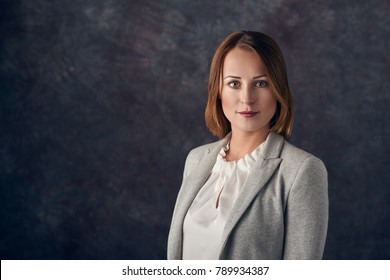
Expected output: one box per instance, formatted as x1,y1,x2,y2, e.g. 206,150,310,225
222,47,266,74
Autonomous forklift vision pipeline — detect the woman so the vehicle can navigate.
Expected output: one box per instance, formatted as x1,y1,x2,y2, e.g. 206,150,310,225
168,31,328,260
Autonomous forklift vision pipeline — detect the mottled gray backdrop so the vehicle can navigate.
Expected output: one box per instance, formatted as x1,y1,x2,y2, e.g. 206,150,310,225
1,0,389,259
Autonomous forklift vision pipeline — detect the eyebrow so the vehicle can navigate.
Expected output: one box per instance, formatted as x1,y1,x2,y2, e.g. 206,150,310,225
223,74,267,80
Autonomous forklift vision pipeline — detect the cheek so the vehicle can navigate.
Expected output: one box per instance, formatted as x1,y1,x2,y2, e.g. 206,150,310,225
220,91,237,110
221,98,231,116
262,92,277,112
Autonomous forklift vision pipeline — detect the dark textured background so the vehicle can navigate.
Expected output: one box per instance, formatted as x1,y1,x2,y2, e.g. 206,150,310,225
1,0,389,259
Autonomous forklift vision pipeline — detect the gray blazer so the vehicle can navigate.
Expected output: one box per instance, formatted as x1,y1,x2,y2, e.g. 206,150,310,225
167,132,328,259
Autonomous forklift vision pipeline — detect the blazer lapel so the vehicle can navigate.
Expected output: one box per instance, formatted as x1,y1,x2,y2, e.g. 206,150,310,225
182,136,231,213
219,132,284,254
170,136,229,258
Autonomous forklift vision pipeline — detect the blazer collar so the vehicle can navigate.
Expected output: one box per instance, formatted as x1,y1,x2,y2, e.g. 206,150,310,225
171,131,284,259
169,135,228,259
219,131,284,257
260,131,285,159
184,134,230,196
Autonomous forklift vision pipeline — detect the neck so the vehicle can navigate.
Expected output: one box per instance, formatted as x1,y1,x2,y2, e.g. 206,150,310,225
226,129,269,161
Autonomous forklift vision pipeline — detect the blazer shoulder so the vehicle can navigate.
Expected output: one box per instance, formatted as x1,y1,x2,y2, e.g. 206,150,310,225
183,139,222,177
281,140,323,163
187,139,221,160
280,140,327,178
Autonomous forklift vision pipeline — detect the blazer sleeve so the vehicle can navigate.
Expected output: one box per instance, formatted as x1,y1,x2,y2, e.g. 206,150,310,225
283,156,329,259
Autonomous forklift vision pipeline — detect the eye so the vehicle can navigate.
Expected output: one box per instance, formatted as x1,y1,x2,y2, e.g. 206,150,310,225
255,80,268,87
228,81,241,88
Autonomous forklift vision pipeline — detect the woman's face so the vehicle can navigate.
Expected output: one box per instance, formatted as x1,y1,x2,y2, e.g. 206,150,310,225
220,47,277,136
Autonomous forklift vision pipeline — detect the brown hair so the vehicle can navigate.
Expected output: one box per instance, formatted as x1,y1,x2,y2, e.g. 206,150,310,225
205,31,294,140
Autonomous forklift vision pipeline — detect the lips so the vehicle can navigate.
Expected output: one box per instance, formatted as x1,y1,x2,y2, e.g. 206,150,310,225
237,111,259,118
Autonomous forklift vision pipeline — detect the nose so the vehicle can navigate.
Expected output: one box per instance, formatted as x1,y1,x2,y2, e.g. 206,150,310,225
240,85,255,104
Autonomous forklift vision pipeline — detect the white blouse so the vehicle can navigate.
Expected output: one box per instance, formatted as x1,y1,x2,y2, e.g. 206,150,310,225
182,141,264,259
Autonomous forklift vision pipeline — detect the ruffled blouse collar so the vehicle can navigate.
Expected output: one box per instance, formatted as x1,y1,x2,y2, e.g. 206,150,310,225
216,136,264,171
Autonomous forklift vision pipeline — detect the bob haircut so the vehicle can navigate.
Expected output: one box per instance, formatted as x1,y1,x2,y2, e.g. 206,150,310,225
205,31,294,140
